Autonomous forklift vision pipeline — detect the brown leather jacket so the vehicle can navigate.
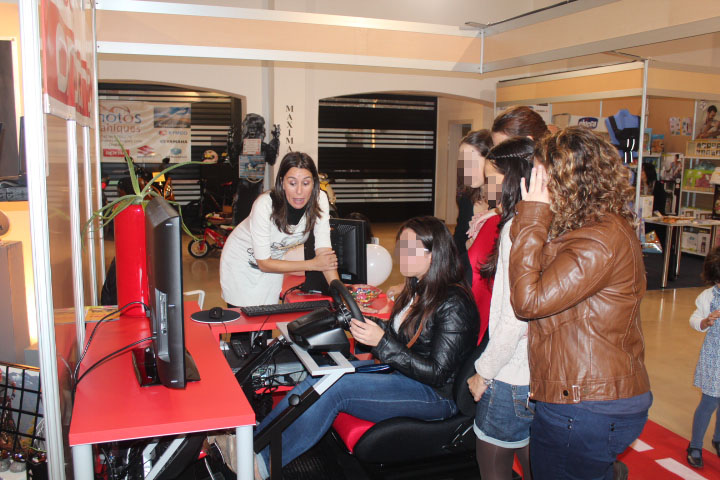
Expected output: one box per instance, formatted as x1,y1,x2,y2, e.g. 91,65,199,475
509,201,650,404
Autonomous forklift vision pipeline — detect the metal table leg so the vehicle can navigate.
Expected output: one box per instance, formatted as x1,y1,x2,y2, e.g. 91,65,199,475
674,226,683,278
71,444,94,480
661,225,674,288
236,425,254,480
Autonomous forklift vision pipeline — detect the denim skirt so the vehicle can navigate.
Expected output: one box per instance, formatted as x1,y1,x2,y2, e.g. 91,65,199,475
473,379,534,448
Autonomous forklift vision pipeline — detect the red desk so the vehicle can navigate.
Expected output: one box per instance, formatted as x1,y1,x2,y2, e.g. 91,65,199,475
208,275,392,340
69,303,256,480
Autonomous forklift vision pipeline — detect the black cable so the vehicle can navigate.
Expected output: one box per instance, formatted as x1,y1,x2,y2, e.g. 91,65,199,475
73,301,149,385
222,321,230,363
250,314,272,351
76,336,154,387
281,285,302,303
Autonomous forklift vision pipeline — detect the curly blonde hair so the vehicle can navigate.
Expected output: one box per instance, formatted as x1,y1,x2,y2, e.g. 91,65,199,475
535,126,638,239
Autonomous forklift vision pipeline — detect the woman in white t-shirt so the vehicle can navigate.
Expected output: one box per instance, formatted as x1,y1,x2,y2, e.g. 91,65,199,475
466,137,534,480
220,152,339,307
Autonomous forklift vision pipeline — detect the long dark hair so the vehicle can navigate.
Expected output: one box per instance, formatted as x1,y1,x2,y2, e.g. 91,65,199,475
642,162,658,188
457,129,493,205
480,137,534,279
270,152,322,234
392,216,469,339
492,106,549,141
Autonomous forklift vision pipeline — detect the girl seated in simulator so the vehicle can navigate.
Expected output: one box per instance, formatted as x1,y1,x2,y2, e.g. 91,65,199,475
253,216,479,479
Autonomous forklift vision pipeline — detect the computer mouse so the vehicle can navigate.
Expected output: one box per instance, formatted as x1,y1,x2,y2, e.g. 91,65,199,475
209,307,223,320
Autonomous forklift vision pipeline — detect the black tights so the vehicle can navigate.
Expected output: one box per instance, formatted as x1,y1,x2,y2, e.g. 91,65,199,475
476,438,531,480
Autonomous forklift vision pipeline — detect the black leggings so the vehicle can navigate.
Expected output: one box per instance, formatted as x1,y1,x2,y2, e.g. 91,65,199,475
476,438,531,480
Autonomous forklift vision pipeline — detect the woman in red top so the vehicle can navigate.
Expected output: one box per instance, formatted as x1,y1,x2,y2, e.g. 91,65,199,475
466,107,549,342
468,213,500,342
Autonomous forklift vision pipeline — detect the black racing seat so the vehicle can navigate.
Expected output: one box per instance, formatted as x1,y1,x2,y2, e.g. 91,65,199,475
331,333,488,474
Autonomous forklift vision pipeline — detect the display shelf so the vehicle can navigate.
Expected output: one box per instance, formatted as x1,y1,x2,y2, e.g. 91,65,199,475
679,144,720,218
681,249,708,257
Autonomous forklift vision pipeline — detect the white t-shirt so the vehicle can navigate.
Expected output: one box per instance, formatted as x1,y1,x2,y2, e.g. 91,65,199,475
219,191,332,306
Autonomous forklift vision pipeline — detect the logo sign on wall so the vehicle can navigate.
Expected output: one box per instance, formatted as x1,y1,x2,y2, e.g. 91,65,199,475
99,101,192,163
40,0,95,126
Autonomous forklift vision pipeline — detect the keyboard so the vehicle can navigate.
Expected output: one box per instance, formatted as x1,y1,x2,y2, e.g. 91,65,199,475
239,300,332,317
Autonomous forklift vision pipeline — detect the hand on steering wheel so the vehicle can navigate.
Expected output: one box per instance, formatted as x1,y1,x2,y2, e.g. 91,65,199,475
329,279,364,323
349,318,385,347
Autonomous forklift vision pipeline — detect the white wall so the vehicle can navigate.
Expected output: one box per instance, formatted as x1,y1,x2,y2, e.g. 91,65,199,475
436,97,493,223
99,57,265,113
99,56,498,218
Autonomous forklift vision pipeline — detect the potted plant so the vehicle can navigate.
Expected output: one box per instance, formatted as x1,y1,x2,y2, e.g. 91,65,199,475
86,140,198,314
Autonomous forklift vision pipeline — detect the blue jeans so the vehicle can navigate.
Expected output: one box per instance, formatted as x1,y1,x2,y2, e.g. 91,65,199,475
474,380,533,447
530,402,648,480
255,364,457,476
690,393,720,449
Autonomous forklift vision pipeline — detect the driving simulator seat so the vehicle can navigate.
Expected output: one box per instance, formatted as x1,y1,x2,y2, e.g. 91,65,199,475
331,333,488,476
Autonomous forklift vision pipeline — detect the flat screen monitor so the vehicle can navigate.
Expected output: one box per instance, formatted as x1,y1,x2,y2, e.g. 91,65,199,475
302,218,367,294
144,197,192,388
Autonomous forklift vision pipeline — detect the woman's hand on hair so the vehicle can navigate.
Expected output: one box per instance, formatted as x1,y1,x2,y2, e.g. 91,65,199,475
520,164,551,204
467,373,489,402
349,318,385,347
311,249,338,271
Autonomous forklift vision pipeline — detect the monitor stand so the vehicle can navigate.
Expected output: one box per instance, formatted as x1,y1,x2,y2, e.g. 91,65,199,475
131,346,200,387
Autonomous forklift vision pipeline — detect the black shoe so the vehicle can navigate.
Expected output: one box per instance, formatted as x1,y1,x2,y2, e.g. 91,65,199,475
712,440,720,457
687,445,704,468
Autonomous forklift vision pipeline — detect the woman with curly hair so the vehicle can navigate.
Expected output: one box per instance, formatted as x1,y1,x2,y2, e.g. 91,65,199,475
509,126,652,479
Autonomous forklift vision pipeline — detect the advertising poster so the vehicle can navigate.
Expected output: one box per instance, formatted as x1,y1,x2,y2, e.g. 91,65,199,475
694,99,720,140
40,0,95,126
660,153,684,182
99,101,192,163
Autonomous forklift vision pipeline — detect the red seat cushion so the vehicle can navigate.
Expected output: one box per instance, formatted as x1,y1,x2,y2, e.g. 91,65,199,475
333,413,375,453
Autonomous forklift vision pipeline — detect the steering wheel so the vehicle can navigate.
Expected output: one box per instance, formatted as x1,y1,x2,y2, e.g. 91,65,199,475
329,279,365,324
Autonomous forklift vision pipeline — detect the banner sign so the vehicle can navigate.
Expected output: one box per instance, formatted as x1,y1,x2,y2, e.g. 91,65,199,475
40,0,95,126
99,101,192,163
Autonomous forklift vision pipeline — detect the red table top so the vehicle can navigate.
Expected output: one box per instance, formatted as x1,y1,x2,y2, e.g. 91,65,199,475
209,275,393,337
69,302,255,446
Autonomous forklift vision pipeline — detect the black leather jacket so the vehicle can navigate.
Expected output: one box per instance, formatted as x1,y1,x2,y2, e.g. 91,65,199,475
371,286,479,398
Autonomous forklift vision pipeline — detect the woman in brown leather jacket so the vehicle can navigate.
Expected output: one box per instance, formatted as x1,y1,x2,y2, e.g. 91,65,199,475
509,127,652,479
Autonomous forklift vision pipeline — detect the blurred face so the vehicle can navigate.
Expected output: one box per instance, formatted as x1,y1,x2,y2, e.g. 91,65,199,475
484,161,505,209
282,167,314,208
397,229,432,279
709,110,716,122
458,143,486,188
491,131,509,145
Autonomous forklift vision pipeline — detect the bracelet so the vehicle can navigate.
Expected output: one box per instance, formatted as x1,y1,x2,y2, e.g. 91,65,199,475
482,377,494,386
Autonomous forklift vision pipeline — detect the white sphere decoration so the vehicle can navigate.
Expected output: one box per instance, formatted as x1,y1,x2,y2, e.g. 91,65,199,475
366,243,393,286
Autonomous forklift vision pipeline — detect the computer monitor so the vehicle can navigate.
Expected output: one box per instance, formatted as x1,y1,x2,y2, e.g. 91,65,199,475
302,218,367,294
140,196,197,389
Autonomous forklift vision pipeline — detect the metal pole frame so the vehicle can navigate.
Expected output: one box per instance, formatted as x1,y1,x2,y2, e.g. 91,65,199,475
18,0,66,477
635,59,649,223
92,2,106,287
67,120,87,350
82,125,98,305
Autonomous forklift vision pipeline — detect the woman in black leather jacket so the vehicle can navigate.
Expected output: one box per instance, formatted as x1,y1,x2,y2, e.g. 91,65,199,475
253,216,479,479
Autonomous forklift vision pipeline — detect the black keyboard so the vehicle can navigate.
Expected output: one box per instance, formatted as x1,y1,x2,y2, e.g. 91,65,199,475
239,300,332,317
